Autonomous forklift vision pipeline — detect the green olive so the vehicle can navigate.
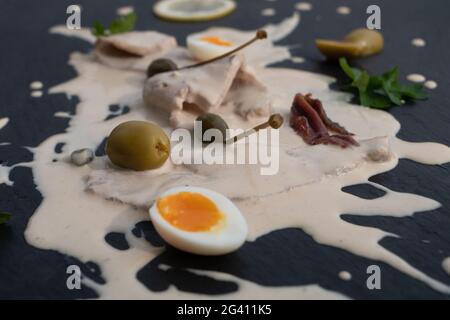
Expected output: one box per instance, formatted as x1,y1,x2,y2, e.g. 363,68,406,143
315,28,384,59
196,113,229,143
106,121,170,171
146,58,178,78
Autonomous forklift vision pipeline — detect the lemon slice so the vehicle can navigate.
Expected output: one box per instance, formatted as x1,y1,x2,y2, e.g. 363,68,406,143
153,0,236,22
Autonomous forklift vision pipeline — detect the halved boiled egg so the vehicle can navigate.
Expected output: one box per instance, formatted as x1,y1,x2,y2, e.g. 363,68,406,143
187,34,236,61
150,186,248,255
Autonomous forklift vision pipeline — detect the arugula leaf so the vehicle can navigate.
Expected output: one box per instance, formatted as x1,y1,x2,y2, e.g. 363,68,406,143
338,57,428,109
0,212,11,225
91,12,137,37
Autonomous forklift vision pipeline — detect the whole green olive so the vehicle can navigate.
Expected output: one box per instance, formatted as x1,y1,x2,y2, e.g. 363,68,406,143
196,113,229,143
106,121,170,171
315,28,384,59
146,58,178,78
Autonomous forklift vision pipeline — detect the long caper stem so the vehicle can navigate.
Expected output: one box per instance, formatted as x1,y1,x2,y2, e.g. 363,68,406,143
226,113,283,144
179,30,267,70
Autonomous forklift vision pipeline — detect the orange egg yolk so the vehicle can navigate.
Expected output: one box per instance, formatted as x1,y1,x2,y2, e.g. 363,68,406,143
157,192,224,232
200,36,233,47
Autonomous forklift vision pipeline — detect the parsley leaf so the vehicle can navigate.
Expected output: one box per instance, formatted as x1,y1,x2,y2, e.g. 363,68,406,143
91,12,137,37
0,212,11,225
109,12,136,34
92,21,106,37
338,57,428,109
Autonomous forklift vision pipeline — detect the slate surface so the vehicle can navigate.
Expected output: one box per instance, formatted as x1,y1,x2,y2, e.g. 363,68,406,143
0,0,449,299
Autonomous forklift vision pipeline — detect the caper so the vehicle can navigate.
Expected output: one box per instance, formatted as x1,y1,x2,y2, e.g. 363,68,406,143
268,114,284,129
70,148,94,166
196,113,229,143
315,28,384,59
226,113,284,144
106,121,170,171
146,58,178,78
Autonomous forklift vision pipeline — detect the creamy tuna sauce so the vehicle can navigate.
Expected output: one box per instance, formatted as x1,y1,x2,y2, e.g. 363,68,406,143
338,271,352,281
425,80,438,90
295,2,312,12
17,14,450,299
336,6,351,15
261,8,276,17
412,38,426,47
443,258,450,276
30,81,44,90
0,117,9,130
407,73,426,83
31,90,43,98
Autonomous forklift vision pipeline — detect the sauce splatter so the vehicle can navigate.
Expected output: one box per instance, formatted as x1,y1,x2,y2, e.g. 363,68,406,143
295,2,312,11
336,6,351,15
339,271,352,281
30,81,43,90
407,73,426,83
261,8,276,16
411,38,426,47
424,80,437,90
31,90,43,98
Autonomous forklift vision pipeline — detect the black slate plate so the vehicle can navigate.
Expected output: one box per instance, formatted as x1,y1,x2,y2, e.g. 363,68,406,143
0,0,449,299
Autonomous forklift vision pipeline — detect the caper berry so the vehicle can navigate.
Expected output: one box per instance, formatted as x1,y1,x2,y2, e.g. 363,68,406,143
315,28,384,59
146,58,178,78
106,121,170,171
196,113,229,143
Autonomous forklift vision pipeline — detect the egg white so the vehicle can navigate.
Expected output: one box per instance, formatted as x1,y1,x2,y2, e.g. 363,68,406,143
187,34,236,61
150,186,248,255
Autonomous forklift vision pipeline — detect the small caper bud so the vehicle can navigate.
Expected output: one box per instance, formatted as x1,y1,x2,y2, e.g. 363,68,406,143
225,113,284,144
196,113,229,143
268,113,284,129
146,58,178,78
71,148,94,166
256,29,268,40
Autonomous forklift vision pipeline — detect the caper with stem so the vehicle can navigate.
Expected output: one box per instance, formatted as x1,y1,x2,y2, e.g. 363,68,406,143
146,58,178,78
226,113,284,144
315,28,384,59
196,113,229,143
146,29,268,78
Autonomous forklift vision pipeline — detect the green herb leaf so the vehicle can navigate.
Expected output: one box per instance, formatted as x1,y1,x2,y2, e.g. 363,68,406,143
353,70,370,93
360,91,392,109
0,212,11,225
338,57,428,109
91,12,137,37
391,83,428,100
92,21,106,37
338,57,361,80
109,12,137,35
